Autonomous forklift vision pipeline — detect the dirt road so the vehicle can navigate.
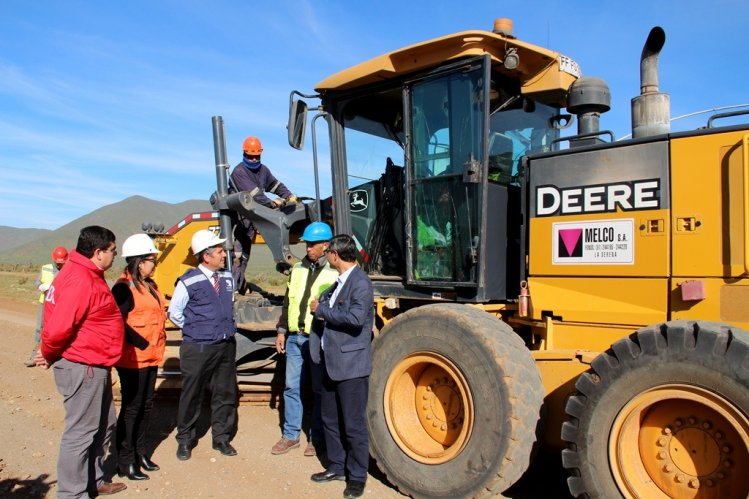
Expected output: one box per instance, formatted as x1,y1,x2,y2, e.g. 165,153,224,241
0,297,568,498
0,297,404,498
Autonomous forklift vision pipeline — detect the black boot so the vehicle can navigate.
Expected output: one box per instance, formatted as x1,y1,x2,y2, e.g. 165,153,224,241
137,454,160,471
118,463,149,481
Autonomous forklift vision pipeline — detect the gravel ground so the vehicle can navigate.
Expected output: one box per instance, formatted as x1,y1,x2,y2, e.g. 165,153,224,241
0,296,569,498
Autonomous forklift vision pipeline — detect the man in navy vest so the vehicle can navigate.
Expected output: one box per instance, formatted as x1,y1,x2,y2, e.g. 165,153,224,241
168,229,238,460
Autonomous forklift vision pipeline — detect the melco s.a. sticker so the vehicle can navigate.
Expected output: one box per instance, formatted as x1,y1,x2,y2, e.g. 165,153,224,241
553,219,634,265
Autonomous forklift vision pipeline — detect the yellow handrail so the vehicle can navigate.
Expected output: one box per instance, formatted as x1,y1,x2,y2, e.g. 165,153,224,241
744,134,749,273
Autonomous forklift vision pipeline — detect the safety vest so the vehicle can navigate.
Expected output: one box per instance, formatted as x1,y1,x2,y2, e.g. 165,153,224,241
38,263,57,303
287,262,338,334
179,268,235,344
115,275,167,369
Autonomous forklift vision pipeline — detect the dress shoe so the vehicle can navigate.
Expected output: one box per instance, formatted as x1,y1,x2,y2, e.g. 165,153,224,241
118,463,149,481
311,469,346,483
96,481,127,495
212,441,237,456
137,454,160,471
271,437,299,455
343,480,366,498
176,443,192,461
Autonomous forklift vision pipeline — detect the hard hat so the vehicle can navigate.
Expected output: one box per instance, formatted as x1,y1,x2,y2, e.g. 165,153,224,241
191,229,226,255
51,246,68,264
242,136,263,155
121,233,159,258
301,222,333,242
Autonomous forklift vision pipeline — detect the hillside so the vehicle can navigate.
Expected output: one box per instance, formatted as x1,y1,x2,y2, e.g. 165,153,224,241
0,196,211,265
0,226,51,253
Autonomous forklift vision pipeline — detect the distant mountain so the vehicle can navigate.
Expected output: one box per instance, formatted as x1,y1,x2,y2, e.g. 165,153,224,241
0,196,211,265
0,226,52,253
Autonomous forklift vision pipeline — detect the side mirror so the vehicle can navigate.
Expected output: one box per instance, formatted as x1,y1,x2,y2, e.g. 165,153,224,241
288,98,308,150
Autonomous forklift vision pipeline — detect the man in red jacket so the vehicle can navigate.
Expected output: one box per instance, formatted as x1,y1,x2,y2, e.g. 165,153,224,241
35,226,127,498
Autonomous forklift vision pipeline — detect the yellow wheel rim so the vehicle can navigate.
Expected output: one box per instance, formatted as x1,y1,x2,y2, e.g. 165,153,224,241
609,384,749,499
383,353,473,464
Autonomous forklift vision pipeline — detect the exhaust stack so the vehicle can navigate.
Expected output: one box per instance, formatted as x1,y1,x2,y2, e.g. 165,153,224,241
211,116,235,277
631,27,670,138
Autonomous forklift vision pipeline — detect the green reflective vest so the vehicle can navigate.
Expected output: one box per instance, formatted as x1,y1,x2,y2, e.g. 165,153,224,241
286,261,338,334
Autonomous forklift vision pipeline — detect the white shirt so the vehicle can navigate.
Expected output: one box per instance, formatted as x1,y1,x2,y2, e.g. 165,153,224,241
168,264,217,328
329,265,356,304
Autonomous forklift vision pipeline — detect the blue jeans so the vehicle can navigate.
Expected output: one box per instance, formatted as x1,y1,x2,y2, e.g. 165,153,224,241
282,333,322,441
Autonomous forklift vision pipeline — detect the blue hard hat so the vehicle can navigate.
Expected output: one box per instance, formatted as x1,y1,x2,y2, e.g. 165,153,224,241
301,222,333,242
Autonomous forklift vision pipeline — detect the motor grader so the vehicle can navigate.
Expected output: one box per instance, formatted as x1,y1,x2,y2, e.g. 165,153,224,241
147,17,748,498
271,18,748,499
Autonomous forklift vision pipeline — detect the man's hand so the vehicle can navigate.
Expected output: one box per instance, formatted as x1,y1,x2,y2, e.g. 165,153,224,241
275,331,286,354
33,349,49,369
310,296,319,313
287,195,298,204
272,198,285,208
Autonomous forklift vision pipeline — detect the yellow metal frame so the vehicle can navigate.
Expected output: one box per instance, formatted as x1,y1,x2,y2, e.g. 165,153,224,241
316,29,577,107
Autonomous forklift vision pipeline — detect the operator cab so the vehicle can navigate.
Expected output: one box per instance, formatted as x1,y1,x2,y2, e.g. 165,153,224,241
292,42,573,302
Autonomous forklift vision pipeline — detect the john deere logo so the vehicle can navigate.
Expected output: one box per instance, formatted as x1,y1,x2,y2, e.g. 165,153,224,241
349,190,368,212
558,228,582,258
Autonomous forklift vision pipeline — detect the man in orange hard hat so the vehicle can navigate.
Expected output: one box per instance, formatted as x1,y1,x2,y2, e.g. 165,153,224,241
24,246,68,367
229,136,298,293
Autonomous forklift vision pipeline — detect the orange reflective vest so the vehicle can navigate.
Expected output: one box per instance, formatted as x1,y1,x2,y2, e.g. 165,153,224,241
115,275,167,369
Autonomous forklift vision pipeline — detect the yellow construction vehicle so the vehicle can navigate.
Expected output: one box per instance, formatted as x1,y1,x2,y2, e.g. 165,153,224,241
279,18,749,499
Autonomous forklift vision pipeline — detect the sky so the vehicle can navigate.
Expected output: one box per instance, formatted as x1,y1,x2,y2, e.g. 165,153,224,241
1,0,748,230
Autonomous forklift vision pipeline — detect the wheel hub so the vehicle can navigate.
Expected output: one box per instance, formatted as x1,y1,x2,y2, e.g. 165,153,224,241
641,413,737,494
610,384,749,499
383,353,473,464
414,368,464,444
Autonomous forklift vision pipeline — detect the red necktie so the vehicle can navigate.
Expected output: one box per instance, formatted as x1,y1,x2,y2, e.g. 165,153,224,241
212,272,221,295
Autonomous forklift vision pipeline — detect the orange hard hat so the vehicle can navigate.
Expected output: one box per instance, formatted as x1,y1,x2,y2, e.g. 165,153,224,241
52,246,69,264
242,136,263,156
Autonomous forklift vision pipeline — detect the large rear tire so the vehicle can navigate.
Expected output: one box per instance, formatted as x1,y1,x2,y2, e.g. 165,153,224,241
368,304,543,498
562,320,749,498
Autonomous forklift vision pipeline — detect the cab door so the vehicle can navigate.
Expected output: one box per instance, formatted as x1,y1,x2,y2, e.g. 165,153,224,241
406,62,485,285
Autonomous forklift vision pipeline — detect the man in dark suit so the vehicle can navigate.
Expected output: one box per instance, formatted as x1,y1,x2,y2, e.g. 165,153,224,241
308,234,374,499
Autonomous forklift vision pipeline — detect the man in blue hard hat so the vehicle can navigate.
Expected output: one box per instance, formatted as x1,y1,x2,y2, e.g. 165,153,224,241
271,221,337,457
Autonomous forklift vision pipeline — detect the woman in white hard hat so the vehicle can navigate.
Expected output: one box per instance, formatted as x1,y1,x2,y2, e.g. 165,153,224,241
111,233,166,481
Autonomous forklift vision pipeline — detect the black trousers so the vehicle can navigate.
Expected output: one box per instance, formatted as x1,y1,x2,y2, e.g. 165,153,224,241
176,339,238,445
320,365,369,483
115,366,158,466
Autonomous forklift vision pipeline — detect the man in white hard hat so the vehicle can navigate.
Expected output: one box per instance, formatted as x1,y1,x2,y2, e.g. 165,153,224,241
167,229,238,460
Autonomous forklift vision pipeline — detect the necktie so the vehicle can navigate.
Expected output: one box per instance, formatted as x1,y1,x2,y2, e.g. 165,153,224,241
212,272,221,295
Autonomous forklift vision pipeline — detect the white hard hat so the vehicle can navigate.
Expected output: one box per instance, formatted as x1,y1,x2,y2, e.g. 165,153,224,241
191,229,226,255
121,233,159,258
